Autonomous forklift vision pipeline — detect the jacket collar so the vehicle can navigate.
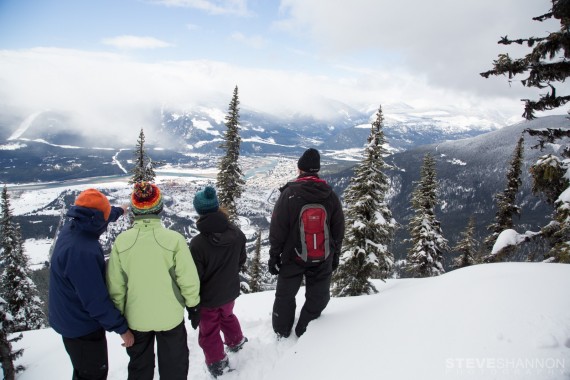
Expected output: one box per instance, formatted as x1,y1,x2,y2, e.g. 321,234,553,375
295,173,327,184
196,211,229,234
133,214,162,229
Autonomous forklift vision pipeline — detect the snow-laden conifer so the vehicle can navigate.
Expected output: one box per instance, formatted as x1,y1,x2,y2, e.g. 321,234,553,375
481,1,570,262
333,106,396,296
483,136,524,261
452,216,478,269
216,86,245,226
0,186,46,332
406,153,448,277
0,296,24,380
129,128,157,184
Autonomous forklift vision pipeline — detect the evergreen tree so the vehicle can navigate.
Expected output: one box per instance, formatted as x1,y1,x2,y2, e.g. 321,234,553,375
483,136,524,260
452,217,478,269
216,86,245,225
481,0,570,262
0,296,24,380
527,134,570,262
333,106,397,297
249,230,263,293
480,0,570,119
0,186,46,332
406,153,448,278
129,128,157,184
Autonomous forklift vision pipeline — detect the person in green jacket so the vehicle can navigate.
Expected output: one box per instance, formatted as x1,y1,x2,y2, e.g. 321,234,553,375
107,182,201,380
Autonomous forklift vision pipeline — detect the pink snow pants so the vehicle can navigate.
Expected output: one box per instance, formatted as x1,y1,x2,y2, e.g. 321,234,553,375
198,300,244,365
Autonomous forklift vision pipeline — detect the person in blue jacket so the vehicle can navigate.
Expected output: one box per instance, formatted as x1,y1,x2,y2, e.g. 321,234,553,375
49,188,134,380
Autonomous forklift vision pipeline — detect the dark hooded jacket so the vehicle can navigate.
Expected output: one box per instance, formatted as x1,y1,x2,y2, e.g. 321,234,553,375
189,210,247,308
269,173,345,267
49,205,128,338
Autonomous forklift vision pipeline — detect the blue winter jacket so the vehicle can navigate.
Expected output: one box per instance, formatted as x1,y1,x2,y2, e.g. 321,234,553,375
49,205,128,338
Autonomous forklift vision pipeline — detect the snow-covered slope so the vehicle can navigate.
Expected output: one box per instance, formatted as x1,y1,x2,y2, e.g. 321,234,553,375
10,263,570,380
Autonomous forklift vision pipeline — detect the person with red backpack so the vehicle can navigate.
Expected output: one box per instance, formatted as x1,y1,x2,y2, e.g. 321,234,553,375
268,148,345,338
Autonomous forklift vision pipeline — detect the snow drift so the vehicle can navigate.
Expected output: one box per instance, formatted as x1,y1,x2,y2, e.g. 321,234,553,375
10,262,570,379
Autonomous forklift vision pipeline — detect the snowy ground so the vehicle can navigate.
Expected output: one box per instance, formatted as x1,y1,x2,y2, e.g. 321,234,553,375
9,263,570,380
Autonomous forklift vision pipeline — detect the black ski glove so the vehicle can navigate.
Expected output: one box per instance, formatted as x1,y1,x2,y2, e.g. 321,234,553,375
268,256,281,275
186,305,201,330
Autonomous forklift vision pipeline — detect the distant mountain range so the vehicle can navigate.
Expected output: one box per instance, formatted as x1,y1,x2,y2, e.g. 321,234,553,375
3,105,568,267
0,103,506,183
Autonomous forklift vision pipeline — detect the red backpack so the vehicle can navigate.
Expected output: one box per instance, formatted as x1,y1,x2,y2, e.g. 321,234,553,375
295,204,330,263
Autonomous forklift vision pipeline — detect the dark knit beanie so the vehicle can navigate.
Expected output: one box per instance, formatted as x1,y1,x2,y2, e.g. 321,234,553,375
297,148,320,173
193,186,219,216
131,182,163,215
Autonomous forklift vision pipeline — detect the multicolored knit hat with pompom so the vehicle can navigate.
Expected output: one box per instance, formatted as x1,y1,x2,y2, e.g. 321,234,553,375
131,182,163,215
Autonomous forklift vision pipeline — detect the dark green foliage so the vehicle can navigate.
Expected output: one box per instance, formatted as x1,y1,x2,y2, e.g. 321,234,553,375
452,217,478,269
0,297,24,380
530,148,570,262
406,153,448,278
333,106,396,296
249,230,263,293
216,86,245,225
480,0,570,119
29,266,50,322
484,136,525,256
529,154,569,205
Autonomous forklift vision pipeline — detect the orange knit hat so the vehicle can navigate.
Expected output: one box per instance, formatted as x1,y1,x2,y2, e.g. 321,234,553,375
75,188,111,221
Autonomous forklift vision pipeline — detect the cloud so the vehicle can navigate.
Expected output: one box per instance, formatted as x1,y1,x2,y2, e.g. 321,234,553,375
0,47,560,143
101,35,174,49
275,0,564,97
230,32,267,49
152,0,252,16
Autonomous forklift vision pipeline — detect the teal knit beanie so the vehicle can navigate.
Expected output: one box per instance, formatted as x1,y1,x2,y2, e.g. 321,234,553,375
193,186,219,216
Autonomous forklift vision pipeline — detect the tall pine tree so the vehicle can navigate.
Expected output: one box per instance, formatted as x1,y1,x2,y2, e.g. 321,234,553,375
483,136,524,261
406,153,448,278
452,216,478,269
332,106,397,297
216,86,245,225
0,296,24,380
129,128,157,184
0,186,46,332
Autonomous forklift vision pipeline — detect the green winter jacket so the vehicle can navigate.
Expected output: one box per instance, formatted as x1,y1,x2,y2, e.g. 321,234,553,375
107,215,200,332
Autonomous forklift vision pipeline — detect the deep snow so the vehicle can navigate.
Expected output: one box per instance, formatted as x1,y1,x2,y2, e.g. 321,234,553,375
9,262,570,380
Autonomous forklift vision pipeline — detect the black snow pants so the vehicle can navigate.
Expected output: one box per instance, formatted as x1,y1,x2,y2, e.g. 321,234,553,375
126,321,189,380
62,328,108,380
272,260,332,337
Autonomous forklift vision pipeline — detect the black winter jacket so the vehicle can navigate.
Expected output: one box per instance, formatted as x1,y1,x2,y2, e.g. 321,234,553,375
189,211,247,308
269,174,345,267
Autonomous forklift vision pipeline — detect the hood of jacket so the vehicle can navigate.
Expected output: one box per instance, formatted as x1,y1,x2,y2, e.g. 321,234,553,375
66,205,110,237
283,174,332,203
196,211,239,247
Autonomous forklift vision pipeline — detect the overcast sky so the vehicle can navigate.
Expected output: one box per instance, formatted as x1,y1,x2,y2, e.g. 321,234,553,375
0,0,566,135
